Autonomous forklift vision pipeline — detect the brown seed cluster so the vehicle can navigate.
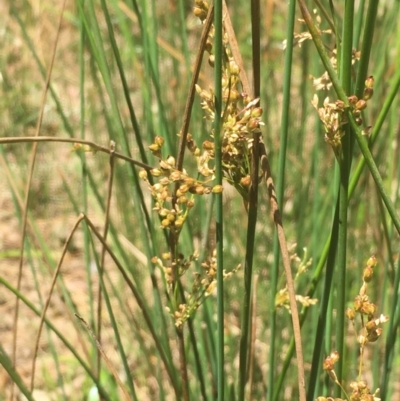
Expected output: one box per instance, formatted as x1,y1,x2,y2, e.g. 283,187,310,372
312,76,375,151
318,256,387,401
138,0,247,329
275,247,317,311
157,249,240,328
140,135,222,235
346,255,388,346
193,0,264,201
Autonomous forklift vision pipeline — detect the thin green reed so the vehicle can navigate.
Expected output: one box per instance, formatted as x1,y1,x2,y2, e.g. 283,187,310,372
89,236,138,400
78,0,96,348
334,0,354,392
267,1,296,401
237,0,261,399
213,0,224,399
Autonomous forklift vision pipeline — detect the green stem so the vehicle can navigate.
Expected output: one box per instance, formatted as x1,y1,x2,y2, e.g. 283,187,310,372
267,1,297,400
334,0,354,393
238,1,261,399
214,1,224,400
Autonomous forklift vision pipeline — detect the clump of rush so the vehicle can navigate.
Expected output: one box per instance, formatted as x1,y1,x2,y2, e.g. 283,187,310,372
317,256,388,401
139,0,265,327
193,0,264,202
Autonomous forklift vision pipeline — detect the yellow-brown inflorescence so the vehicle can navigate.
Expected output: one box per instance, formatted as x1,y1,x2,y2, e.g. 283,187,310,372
319,256,388,401
154,250,240,328
193,0,264,201
275,246,318,311
139,0,252,328
312,75,374,153
140,135,221,237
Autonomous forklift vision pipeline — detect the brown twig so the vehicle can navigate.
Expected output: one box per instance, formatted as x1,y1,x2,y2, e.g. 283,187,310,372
82,214,181,398
75,314,132,401
175,4,215,172
261,154,306,400
0,136,154,171
30,215,86,391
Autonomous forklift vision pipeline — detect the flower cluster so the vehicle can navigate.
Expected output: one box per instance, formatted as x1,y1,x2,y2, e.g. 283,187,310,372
311,76,374,151
193,0,264,201
346,255,389,347
275,246,318,311
156,250,240,328
318,256,387,401
311,48,360,91
140,135,222,236
283,9,333,50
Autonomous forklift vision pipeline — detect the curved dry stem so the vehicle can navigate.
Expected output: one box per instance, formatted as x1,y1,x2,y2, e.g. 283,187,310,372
30,215,86,391
75,314,131,401
175,5,214,172
260,155,306,400
0,136,154,171
82,214,181,398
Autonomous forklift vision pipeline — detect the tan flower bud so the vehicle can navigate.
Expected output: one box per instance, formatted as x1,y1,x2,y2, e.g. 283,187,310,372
167,213,175,222
193,6,207,20
139,169,148,180
363,87,374,101
365,75,374,89
366,255,377,268
166,156,176,166
212,185,223,193
240,175,251,187
161,219,170,227
179,184,189,193
346,307,356,320
251,107,263,117
363,266,373,282
195,185,205,195
365,319,377,331
170,171,182,181
355,99,367,111
155,135,164,147
348,95,358,105
175,216,185,227
150,168,162,177
149,143,160,152
360,302,376,316
229,60,239,75
203,140,214,150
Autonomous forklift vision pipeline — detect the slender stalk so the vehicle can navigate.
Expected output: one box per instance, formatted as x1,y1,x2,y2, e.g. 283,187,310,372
238,0,261,399
334,1,354,393
267,1,297,400
213,0,224,399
